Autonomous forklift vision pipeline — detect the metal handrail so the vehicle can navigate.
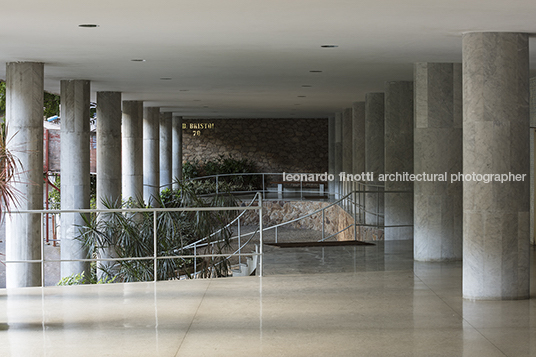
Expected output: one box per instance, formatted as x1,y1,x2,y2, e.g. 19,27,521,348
182,172,386,189
170,173,406,245
168,172,387,199
181,193,260,250
2,192,264,287
260,186,412,243
159,174,405,246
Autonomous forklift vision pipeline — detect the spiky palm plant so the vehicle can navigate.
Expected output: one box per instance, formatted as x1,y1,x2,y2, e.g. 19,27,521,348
78,182,238,282
0,121,21,222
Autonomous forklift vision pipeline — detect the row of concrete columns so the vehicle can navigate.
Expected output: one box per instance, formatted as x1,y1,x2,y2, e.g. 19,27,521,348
4,32,531,300
329,32,530,300
4,67,184,287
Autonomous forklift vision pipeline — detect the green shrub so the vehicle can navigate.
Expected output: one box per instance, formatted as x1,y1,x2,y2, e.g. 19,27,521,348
181,155,260,192
57,265,116,286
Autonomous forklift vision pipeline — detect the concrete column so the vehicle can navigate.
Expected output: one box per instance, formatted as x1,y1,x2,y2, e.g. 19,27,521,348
160,112,172,191
5,62,44,288
462,32,530,300
60,79,91,278
97,92,122,207
342,108,353,206
96,92,122,278
172,115,183,189
384,81,414,240
144,107,160,205
414,63,462,261
342,108,353,176
365,93,385,227
530,78,536,246
352,102,366,219
352,102,366,175
334,112,343,199
328,116,336,196
122,100,143,201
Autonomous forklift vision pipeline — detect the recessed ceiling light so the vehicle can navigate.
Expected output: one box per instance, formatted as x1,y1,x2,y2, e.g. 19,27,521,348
301,85,312,88
179,89,189,92
79,24,99,28
160,77,172,80
131,59,145,62
297,95,306,98
203,106,209,108
309,70,323,73
193,100,201,102
321,45,338,48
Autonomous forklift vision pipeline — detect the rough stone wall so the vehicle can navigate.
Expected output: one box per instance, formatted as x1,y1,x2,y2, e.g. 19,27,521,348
242,200,384,241
183,118,328,173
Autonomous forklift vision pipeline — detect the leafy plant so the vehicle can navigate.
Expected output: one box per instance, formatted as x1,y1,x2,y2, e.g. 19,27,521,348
56,269,115,286
77,182,238,282
43,92,60,118
0,120,22,221
181,155,261,192
182,160,200,180
0,81,5,115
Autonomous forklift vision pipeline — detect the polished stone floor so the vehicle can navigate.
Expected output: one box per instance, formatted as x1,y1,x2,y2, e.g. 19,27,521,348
1,240,535,357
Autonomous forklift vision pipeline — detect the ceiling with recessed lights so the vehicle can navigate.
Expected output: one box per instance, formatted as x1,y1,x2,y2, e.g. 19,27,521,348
1,0,536,118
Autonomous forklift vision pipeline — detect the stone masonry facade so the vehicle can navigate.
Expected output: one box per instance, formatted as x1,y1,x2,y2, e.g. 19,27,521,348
182,118,328,173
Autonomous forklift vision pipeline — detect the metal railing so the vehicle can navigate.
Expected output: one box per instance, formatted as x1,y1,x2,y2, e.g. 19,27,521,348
160,172,412,244
2,193,264,287
3,173,414,287
248,181,411,244
179,172,329,199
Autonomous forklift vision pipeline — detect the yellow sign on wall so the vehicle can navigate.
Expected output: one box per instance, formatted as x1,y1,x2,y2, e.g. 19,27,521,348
182,123,215,136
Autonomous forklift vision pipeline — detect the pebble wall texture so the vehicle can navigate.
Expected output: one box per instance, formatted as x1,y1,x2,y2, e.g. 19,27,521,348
182,118,328,173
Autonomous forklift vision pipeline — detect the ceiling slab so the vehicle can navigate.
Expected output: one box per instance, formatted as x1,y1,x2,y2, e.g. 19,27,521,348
1,0,536,118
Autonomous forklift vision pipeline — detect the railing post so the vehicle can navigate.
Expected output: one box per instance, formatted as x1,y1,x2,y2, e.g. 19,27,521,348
194,244,197,278
354,189,357,241
153,211,158,282
216,175,219,195
322,208,325,241
259,193,263,277
377,186,380,229
361,183,365,224
262,174,265,200
238,217,241,265
41,212,45,287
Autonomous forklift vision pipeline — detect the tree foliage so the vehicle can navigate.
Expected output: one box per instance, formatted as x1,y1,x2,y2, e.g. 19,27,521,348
0,80,60,118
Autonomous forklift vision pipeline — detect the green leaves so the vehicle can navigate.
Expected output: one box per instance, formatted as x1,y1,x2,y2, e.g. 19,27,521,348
0,121,22,221
181,155,261,192
76,182,237,282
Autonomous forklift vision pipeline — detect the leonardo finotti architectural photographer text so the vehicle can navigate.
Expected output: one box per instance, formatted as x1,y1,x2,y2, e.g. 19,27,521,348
283,172,527,184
